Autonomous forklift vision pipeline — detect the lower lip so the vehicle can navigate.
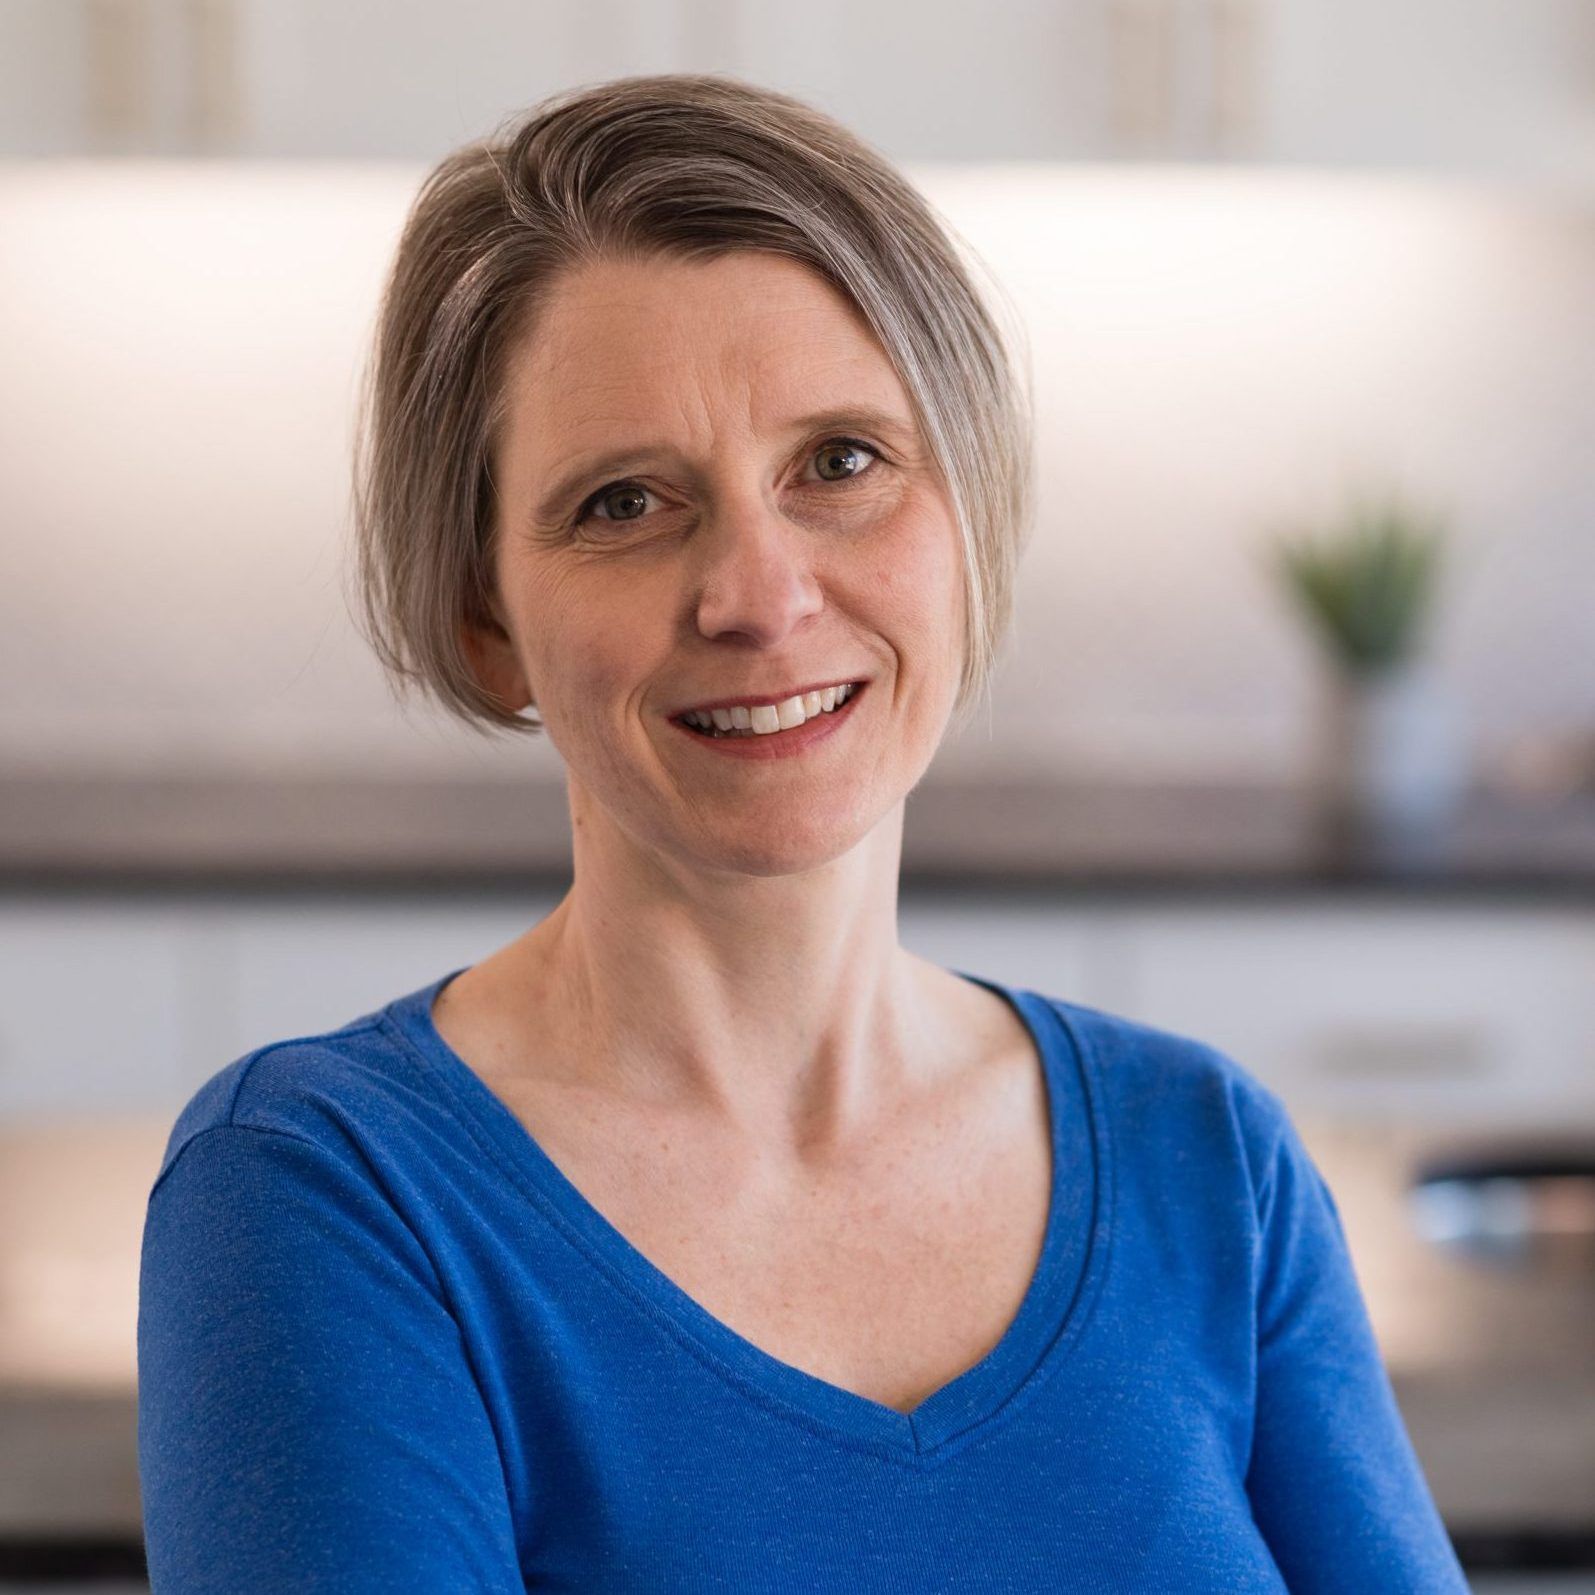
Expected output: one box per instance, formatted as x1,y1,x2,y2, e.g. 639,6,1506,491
669,684,867,761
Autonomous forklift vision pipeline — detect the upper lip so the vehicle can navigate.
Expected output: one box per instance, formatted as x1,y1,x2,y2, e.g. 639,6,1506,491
670,678,866,717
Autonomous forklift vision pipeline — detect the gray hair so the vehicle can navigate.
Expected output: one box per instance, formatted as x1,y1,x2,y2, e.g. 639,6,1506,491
350,72,1033,737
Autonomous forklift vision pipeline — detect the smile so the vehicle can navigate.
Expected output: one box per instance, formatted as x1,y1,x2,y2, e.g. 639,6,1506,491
677,681,859,739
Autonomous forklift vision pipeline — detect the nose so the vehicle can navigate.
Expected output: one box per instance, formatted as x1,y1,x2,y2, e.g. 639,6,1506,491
690,491,825,647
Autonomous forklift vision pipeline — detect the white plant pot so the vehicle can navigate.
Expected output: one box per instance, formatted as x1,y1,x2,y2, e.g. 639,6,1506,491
1318,659,1469,865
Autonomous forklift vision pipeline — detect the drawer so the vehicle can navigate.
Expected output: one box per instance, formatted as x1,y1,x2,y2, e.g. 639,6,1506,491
213,895,564,1087
900,896,1103,1000
0,901,191,1119
1118,904,1595,1124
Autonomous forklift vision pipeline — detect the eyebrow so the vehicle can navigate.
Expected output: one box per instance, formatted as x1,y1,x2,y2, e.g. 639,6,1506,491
529,405,921,525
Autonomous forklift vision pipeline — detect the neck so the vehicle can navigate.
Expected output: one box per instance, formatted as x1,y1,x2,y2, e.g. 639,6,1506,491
502,776,954,1159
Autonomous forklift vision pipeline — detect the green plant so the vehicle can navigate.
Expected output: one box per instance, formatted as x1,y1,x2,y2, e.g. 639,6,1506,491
1265,488,1448,675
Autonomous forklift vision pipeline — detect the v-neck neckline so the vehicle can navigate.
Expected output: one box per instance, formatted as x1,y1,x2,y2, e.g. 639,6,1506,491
383,963,1113,1467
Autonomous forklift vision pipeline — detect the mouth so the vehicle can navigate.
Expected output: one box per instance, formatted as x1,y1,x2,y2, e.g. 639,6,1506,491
669,679,867,740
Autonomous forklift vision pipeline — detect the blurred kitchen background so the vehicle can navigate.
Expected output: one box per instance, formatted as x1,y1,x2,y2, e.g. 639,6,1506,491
2,0,1594,1588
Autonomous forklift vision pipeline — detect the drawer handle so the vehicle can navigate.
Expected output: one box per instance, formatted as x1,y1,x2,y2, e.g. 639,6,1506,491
1305,1023,1499,1079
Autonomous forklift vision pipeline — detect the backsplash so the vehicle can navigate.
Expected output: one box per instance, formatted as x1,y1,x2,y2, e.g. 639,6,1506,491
1,165,1591,788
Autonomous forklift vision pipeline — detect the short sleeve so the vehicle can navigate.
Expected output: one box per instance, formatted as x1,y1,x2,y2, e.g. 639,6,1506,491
137,1122,525,1593
1240,1097,1468,1593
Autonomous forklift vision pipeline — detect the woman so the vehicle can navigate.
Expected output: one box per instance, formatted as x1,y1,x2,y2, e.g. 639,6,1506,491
137,74,1467,1592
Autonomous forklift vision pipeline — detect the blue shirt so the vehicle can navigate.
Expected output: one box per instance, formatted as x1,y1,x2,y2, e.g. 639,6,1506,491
137,967,1467,1592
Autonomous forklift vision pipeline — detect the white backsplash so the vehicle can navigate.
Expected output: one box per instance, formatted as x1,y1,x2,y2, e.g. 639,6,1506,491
0,163,1591,786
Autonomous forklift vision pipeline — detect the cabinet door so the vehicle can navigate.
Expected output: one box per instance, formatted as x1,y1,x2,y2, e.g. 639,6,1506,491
1121,903,1595,1124
900,895,1104,998
0,900,190,1118
208,895,563,1089
0,0,707,158
735,0,1112,161
233,0,694,158
1259,0,1595,185
5,0,1592,188
0,894,568,1118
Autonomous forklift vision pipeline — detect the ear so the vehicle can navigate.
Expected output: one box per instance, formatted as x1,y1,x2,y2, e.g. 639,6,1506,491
459,614,534,714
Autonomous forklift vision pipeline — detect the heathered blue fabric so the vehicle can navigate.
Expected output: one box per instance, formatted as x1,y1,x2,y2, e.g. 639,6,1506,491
137,966,1467,1592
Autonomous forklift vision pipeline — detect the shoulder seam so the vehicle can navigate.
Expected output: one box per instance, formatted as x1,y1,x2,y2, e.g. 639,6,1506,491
155,1018,386,1198
217,1017,387,1127
147,1118,325,1204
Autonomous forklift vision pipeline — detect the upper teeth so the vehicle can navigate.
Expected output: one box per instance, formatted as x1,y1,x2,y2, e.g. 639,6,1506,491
682,682,856,736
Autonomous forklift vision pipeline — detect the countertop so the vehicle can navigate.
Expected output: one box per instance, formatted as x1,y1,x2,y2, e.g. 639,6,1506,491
2,774,1593,897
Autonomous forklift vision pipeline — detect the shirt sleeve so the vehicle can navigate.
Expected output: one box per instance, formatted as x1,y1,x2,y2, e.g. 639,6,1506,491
137,1121,525,1593
1241,1098,1469,1593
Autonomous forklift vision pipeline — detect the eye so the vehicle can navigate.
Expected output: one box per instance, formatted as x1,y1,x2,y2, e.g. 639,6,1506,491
809,437,882,484
574,482,657,526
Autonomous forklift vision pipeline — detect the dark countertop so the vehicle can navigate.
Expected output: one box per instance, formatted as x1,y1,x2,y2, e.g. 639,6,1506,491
1,774,1593,898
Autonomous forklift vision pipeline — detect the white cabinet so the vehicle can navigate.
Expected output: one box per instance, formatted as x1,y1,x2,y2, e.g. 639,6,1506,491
221,895,560,1067
0,894,557,1116
1,891,1591,1128
1120,902,1595,1124
729,0,1115,162
900,895,1103,997
1258,0,1595,188
3,0,1592,192
0,0,729,159
0,902,193,1117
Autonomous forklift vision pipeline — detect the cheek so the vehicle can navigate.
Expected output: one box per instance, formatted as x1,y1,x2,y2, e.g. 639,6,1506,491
528,566,673,728
857,497,965,646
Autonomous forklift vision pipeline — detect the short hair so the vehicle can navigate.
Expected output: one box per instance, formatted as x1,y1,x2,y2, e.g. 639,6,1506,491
349,72,1033,737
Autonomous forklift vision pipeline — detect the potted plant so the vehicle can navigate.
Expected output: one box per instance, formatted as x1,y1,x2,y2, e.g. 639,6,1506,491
1264,486,1467,866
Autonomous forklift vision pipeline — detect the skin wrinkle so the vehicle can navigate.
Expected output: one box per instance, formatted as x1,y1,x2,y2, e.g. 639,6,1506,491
529,404,924,538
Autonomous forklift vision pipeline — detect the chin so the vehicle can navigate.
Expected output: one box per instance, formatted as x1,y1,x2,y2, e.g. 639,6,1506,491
681,790,898,879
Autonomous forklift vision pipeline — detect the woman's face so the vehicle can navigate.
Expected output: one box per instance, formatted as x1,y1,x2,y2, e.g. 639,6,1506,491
472,249,966,879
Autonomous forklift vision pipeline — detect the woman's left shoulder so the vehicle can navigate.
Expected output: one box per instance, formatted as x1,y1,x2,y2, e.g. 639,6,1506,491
1026,988,1301,1180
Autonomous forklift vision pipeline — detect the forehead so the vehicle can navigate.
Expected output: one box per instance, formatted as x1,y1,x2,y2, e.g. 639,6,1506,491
501,251,911,442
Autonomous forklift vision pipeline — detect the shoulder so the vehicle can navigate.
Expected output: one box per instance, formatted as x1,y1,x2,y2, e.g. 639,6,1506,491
151,997,421,1201
1030,989,1300,1203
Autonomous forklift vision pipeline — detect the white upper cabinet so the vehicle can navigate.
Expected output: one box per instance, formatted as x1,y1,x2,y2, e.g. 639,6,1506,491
1256,0,1595,191
2,0,1592,192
